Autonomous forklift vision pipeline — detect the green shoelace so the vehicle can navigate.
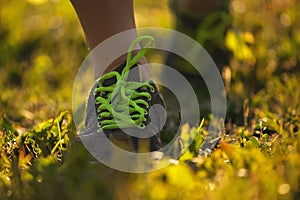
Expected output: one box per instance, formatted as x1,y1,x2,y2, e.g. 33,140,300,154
93,35,155,131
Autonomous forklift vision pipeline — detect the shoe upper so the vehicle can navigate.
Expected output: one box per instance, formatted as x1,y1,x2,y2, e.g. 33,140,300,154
80,36,166,152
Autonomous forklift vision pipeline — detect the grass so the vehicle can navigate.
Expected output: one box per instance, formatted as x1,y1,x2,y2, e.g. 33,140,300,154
1,0,300,199
1,96,299,199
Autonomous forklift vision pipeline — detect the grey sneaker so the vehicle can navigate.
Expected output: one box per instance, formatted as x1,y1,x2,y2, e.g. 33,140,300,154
79,36,166,153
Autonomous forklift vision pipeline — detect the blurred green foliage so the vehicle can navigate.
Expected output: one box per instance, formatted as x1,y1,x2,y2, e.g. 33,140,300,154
0,0,87,126
225,0,300,115
1,110,299,199
0,0,300,199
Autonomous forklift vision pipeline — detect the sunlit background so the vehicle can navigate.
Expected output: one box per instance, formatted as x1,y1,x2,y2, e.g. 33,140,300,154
1,0,300,125
1,0,300,124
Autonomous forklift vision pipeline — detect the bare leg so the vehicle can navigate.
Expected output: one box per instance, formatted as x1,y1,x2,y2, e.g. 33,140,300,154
71,0,135,49
70,0,147,74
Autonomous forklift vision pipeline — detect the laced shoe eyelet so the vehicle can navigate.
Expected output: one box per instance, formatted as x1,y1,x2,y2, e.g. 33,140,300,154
139,123,146,129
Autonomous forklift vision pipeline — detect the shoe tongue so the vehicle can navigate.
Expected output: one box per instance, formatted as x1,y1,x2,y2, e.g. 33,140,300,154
102,76,117,87
114,62,127,74
101,62,127,87
102,62,146,87
126,65,142,82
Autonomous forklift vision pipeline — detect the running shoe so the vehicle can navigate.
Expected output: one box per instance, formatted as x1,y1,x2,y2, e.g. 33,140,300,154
79,36,166,153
